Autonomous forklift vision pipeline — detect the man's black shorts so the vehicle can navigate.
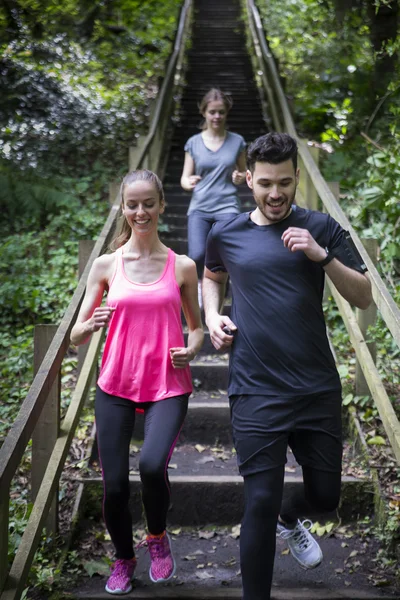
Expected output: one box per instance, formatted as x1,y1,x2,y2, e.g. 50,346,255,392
229,390,342,477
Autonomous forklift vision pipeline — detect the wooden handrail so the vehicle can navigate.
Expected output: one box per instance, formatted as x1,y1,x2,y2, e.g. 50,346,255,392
246,0,400,463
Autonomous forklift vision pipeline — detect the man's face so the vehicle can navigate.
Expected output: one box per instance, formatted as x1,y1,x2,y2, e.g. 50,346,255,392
246,160,299,225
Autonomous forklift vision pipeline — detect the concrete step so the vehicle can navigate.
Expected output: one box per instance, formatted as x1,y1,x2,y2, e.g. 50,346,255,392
81,474,371,527
71,525,397,599
70,591,399,600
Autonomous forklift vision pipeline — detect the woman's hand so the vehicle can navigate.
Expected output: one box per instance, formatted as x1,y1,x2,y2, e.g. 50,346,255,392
89,306,116,332
232,170,245,185
169,347,195,369
187,175,202,189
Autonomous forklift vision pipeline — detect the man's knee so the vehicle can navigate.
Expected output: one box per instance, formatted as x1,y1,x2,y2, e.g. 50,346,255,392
305,476,341,513
245,482,281,519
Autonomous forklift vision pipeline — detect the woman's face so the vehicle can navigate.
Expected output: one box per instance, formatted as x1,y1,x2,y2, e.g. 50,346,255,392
203,100,228,131
122,180,164,235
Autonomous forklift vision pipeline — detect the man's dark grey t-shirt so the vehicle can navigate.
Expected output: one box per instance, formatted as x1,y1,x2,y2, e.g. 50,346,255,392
184,131,246,215
205,207,359,396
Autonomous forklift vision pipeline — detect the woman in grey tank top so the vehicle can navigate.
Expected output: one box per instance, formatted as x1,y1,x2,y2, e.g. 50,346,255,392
180,88,246,306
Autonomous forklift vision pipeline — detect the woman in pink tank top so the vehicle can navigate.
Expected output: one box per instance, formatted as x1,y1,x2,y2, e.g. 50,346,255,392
71,170,203,594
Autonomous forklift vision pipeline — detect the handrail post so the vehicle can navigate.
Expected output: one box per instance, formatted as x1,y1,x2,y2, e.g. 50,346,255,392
77,241,96,376
31,325,60,535
356,239,378,397
0,486,9,592
109,181,120,207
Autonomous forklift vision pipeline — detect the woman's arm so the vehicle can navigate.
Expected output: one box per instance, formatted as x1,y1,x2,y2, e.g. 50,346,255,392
70,255,115,346
180,152,202,192
232,150,247,185
170,255,204,368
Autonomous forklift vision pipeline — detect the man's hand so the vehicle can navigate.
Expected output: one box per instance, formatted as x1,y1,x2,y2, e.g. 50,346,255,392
207,314,237,351
282,227,327,262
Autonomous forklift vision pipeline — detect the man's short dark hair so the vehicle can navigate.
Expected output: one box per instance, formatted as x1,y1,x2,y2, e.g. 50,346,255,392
247,132,298,173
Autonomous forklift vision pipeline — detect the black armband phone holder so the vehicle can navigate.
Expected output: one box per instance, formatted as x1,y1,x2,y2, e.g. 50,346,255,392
331,231,368,273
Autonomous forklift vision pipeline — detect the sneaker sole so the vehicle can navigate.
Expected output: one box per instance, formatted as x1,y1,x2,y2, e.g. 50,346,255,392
105,573,135,595
291,552,323,570
105,582,133,595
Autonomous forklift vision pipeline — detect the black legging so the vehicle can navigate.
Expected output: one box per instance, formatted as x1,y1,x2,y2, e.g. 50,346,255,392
241,465,341,600
95,386,188,560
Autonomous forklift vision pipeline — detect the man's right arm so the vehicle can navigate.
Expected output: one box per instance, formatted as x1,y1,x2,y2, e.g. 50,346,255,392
203,268,237,351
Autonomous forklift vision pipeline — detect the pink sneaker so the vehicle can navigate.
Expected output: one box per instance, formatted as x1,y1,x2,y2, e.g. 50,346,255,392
105,557,137,595
147,532,176,582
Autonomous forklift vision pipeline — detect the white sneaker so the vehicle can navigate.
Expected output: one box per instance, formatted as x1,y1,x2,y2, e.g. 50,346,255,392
277,519,323,569
197,281,203,310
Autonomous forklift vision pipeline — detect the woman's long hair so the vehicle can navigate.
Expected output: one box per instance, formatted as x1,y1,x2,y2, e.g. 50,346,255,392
109,169,164,251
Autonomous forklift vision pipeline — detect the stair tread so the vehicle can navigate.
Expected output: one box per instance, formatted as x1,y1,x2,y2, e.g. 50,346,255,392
71,528,397,599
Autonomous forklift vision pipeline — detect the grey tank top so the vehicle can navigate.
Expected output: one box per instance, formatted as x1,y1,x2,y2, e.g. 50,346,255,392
184,131,246,215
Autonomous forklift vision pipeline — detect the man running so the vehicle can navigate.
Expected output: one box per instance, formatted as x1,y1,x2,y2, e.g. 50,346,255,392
203,132,372,600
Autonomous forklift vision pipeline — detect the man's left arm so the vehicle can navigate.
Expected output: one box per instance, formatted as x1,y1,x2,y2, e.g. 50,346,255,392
282,226,372,310
322,259,372,310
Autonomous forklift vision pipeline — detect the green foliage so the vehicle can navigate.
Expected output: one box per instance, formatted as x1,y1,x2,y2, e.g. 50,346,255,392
0,0,182,176
259,0,374,137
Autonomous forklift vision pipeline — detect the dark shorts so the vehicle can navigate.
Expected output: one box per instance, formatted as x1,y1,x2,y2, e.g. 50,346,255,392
229,390,342,477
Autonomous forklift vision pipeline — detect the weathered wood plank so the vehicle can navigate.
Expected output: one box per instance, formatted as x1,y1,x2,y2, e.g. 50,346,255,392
0,200,119,493
356,239,378,396
31,325,60,535
327,280,400,464
0,329,104,600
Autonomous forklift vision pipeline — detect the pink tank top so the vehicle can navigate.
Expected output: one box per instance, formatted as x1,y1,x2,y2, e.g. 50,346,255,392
97,247,193,402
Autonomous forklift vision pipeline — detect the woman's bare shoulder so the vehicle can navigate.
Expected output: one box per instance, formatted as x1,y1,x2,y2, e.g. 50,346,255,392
89,251,117,280
175,253,196,272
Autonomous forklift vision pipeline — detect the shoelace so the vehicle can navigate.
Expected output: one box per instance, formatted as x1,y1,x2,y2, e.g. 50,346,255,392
279,519,313,551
